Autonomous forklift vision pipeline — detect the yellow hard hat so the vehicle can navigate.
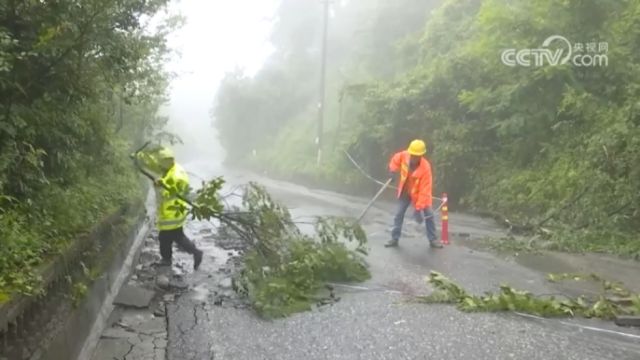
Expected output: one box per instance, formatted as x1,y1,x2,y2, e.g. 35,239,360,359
407,139,427,156
157,147,174,160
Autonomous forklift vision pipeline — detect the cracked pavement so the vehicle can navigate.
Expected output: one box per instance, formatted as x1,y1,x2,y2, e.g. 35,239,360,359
91,308,167,360
92,161,640,360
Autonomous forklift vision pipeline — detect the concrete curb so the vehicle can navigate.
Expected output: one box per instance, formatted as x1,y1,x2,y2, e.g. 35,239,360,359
76,190,155,360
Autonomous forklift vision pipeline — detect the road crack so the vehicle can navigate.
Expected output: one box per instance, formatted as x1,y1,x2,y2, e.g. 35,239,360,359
121,343,134,360
193,304,199,328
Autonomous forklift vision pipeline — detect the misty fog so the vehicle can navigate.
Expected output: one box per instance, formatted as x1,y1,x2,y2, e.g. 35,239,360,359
162,0,279,169
4,1,640,359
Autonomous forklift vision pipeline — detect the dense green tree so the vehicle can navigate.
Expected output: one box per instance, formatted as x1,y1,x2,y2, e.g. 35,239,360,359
213,0,640,255
0,0,174,299
213,0,439,185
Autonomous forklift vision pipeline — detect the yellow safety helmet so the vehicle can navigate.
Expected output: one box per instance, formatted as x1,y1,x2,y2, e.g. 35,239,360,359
407,139,427,156
157,147,174,160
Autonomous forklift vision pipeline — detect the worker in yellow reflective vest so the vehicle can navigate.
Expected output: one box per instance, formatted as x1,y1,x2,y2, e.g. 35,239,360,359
139,147,203,270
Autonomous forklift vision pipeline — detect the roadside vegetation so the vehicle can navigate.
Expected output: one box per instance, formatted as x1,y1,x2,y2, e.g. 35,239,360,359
3,0,639,324
213,0,640,257
0,0,370,320
0,0,174,302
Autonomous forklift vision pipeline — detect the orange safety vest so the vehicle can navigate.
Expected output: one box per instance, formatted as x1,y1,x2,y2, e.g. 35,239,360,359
388,150,433,210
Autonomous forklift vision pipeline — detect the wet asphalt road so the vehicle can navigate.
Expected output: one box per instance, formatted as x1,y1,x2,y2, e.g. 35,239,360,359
164,161,640,360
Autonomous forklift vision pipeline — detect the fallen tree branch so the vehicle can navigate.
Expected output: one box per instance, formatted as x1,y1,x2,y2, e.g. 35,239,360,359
418,271,640,321
537,185,592,228
132,147,370,318
575,200,635,230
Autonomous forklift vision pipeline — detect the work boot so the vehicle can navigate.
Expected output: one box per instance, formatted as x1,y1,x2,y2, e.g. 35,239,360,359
384,239,399,248
154,259,172,267
430,241,444,249
193,250,203,270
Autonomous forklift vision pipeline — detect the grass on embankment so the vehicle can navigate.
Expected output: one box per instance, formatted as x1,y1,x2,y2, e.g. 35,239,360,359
0,168,145,303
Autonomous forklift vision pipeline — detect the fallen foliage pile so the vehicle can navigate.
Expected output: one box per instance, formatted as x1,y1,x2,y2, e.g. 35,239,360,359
230,183,370,318
183,178,371,318
418,271,640,320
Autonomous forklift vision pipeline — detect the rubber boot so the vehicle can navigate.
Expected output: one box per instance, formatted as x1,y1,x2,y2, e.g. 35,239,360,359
385,239,399,248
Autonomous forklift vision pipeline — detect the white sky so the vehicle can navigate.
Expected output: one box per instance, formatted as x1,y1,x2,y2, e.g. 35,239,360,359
162,0,281,163
166,0,279,85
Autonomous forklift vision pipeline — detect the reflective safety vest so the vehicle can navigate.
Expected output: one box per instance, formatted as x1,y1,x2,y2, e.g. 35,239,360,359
157,163,190,231
388,150,433,210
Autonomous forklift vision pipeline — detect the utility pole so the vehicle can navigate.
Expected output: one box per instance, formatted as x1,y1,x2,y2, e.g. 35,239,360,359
316,0,330,166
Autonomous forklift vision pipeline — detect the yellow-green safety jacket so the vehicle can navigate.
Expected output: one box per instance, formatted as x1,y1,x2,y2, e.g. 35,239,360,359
134,151,191,230
157,163,190,231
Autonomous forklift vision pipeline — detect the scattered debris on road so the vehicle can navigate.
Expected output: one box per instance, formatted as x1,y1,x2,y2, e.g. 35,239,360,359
419,271,640,324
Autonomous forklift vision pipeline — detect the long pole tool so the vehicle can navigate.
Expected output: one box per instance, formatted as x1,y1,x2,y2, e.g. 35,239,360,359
355,178,393,223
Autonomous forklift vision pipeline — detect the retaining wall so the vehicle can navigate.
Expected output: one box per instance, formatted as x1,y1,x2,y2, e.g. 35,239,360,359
0,190,153,360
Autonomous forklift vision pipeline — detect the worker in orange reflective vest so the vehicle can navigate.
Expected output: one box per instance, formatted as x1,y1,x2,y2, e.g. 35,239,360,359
385,139,443,248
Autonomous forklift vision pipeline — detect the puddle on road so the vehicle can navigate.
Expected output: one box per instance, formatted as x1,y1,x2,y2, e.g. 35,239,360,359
186,220,239,264
454,233,640,295
190,284,210,302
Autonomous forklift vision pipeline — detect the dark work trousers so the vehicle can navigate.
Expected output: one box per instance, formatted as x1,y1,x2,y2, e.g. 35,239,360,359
391,192,438,243
158,227,199,262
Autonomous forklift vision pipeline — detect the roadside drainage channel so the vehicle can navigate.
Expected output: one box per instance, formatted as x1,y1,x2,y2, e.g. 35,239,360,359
0,190,153,360
67,190,155,360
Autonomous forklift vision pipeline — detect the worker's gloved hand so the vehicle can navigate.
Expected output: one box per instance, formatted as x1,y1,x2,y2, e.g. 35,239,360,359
413,209,424,224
